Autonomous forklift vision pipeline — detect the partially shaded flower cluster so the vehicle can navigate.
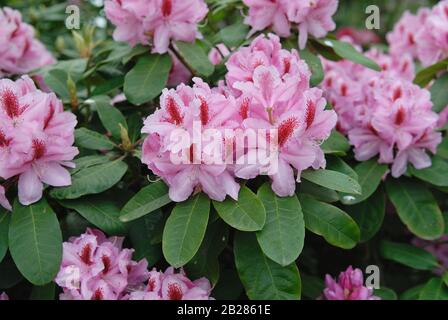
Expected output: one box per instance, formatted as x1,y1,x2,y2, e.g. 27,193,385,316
321,40,442,178
104,0,208,54
242,0,338,49
0,76,78,208
412,235,448,276
55,228,212,300
141,34,337,201
0,7,55,77
387,0,448,66
0,292,8,300
322,266,380,300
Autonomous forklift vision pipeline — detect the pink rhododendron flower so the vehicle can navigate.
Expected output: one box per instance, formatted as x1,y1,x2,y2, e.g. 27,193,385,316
387,8,430,60
228,34,337,196
0,292,8,300
0,76,78,205
321,38,442,178
0,185,11,211
141,78,240,202
0,7,55,77
126,267,213,300
412,236,448,276
56,228,150,300
322,266,380,300
208,43,230,65
243,0,338,49
388,1,448,67
105,0,208,54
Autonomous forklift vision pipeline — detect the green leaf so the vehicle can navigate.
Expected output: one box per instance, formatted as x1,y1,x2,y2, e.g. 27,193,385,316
419,278,448,300
162,193,210,267
300,273,324,300
124,54,172,105
380,240,439,271
299,194,360,249
341,159,388,205
437,137,448,160
414,58,448,87
411,156,448,187
321,130,350,156
129,210,164,267
8,200,62,285
318,39,381,71
256,183,305,266
185,220,229,286
326,156,358,180
234,232,301,300
374,287,397,300
120,181,171,222
386,178,444,240
299,180,339,203
50,159,128,200
430,73,448,113
213,186,265,231
71,155,110,175
91,96,127,140
400,285,424,300
300,48,324,86
91,76,124,97
75,128,115,150
44,69,70,99
346,187,385,242
219,22,249,48
301,169,362,195
30,282,55,300
59,195,127,235
174,41,215,77
0,210,10,263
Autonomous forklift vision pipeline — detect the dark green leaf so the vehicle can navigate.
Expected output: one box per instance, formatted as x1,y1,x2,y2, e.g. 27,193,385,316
299,194,360,249
234,232,301,300
411,156,448,187
219,22,249,48
300,48,324,86
0,210,10,263
302,169,361,195
213,186,265,232
386,178,444,240
162,193,210,267
256,183,304,266
174,41,214,77
124,54,172,105
419,278,448,300
374,287,397,300
120,181,171,222
321,130,350,155
30,282,55,300
9,200,62,285
75,128,115,151
92,96,127,140
380,240,439,270
414,58,448,87
299,180,339,203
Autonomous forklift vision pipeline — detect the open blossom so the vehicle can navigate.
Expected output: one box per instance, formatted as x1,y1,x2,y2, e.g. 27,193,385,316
228,34,337,196
0,7,55,77
56,228,150,300
321,40,442,178
412,236,448,276
243,0,338,49
141,78,240,202
105,0,208,54
208,43,230,65
0,76,78,205
322,266,380,300
388,1,448,66
126,267,213,300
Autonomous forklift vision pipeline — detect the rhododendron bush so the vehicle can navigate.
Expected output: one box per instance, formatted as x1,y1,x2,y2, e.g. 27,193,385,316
1,0,448,301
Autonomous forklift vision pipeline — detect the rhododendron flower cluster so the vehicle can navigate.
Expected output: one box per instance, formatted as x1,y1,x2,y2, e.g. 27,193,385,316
141,34,336,201
126,267,213,300
104,0,208,54
387,0,448,66
0,292,8,300
0,7,55,77
321,42,442,178
56,228,150,300
0,76,78,206
412,236,448,276
322,266,380,300
242,0,338,49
